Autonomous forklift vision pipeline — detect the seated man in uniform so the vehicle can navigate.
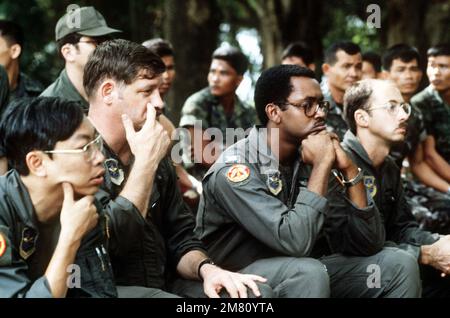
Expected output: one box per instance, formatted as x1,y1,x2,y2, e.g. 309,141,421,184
0,97,116,297
196,65,421,298
342,78,450,297
85,39,269,298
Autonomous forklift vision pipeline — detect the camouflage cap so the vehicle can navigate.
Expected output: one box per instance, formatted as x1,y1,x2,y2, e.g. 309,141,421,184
55,6,121,41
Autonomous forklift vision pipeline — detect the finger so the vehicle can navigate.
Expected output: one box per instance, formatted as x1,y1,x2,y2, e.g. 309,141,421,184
328,132,340,141
221,278,239,298
142,103,157,129
62,182,74,205
241,278,261,298
203,283,220,298
121,114,136,139
242,274,267,283
230,276,248,298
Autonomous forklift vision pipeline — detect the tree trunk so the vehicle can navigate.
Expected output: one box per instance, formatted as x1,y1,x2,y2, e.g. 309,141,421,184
164,0,221,124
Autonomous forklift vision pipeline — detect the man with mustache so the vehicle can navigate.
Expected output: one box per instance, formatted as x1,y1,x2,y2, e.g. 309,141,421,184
342,79,450,297
196,65,421,297
0,97,117,297
85,39,269,298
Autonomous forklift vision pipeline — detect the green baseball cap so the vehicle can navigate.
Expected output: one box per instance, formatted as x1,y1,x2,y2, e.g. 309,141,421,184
55,6,121,41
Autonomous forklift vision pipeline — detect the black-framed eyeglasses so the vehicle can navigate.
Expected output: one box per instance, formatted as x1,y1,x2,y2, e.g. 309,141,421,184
44,135,103,163
281,99,330,117
367,102,411,117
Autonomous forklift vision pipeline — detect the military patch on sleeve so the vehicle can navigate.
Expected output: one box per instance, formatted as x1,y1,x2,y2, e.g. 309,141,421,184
105,158,124,186
363,176,377,198
0,225,12,266
226,164,250,183
266,171,282,196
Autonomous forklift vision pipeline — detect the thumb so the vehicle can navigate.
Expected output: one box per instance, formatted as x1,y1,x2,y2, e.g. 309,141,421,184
62,182,74,206
121,114,136,139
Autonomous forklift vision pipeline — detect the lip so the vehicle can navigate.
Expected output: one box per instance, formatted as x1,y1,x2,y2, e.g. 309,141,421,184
396,127,407,134
311,124,326,134
90,169,105,185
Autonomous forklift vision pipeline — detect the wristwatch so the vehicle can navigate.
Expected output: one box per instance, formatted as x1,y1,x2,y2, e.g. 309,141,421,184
197,258,215,281
342,167,364,187
333,167,364,188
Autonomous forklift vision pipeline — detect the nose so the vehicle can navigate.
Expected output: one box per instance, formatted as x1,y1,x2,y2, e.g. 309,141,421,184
151,90,165,111
92,148,105,165
162,70,169,81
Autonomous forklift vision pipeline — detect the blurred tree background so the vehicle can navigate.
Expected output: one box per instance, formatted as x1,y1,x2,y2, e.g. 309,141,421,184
0,0,449,123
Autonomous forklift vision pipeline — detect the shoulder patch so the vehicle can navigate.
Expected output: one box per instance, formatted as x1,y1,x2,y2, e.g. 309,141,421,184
363,176,377,198
226,164,250,183
0,225,12,266
266,171,282,196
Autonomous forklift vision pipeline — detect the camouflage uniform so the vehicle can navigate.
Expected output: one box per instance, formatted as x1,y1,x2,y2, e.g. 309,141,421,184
9,72,43,102
412,85,450,163
321,78,348,140
409,86,450,234
179,87,258,180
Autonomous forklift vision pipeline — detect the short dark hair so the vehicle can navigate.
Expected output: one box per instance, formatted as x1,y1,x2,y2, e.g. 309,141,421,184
254,65,316,126
142,38,174,57
343,80,374,134
282,41,314,65
382,44,421,71
0,20,24,56
362,52,382,73
0,97,84,175
56,33,113,59
84,39,166,99
324,41,361,65
427,44,450,58
212,46,248,75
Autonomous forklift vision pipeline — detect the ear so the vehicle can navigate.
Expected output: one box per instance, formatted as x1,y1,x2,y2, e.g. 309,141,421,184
322,63,330,75
235,75,244,87
308,63,316,72
354,109,369,129
61,43,76,62
100,81,116,104
25,151,47,177
9,44,21,60
265,103,282,125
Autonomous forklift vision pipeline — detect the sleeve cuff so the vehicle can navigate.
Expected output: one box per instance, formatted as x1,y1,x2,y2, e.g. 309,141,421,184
297,189,328,214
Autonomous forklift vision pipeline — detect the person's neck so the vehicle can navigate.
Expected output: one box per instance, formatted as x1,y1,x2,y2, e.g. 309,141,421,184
65,64,88,101
20,175,63,224
219,93,235,115
402,93,412,103
329,84,345,106
357,130,390,169
88,107,133,165
266,125,299,166
6,62,19,91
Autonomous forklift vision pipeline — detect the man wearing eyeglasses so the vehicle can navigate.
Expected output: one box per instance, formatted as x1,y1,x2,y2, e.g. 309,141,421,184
0,97,118,297
40,6,121,112
196,65,421,298
343,78,450,297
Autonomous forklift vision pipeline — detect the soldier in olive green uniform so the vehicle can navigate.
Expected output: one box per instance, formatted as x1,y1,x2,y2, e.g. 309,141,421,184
0,20,43,102
40,6,121,112
180,46,257,182
343,79,450,298
0,97,117,297
197,65,421,298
